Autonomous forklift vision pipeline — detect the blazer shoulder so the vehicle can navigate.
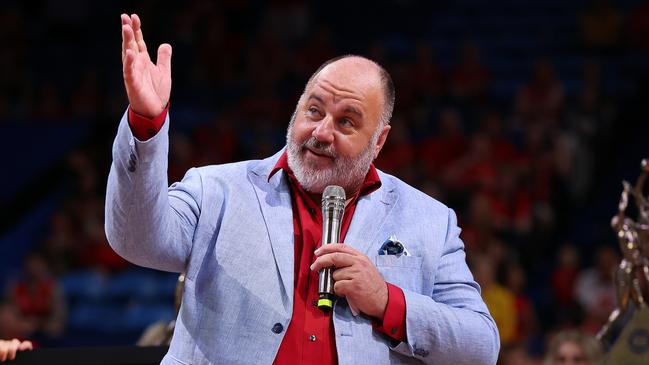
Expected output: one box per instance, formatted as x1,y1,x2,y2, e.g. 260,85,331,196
193,159,261,178
191,150,281,182
377,169,449,214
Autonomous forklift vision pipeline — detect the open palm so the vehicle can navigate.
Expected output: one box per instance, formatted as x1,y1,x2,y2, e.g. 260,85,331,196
121,14,171,118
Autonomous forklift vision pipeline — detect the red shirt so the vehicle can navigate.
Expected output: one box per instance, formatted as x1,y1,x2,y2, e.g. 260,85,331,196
13,279,55,317
129,106,407,364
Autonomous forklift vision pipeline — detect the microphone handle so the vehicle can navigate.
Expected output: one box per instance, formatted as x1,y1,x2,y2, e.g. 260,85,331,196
318,210,342,311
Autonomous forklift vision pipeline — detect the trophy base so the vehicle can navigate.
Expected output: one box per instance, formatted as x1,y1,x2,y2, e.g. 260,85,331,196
602,306,649,364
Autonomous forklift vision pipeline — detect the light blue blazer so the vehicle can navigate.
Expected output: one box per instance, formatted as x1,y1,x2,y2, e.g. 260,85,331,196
105,110,499,364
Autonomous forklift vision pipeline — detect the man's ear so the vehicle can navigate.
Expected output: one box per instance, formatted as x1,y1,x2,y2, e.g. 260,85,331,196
374,125,391,159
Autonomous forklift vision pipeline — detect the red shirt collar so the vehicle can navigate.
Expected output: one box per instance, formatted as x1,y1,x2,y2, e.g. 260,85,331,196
269,150,382,199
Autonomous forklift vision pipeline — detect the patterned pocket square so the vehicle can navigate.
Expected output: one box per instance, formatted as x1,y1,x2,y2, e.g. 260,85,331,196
378,234,410,257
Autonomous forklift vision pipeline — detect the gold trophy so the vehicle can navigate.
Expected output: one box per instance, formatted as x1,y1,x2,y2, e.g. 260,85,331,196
599,159,649,364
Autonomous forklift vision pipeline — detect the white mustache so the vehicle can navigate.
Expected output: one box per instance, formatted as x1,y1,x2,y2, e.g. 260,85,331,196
301,137,337,159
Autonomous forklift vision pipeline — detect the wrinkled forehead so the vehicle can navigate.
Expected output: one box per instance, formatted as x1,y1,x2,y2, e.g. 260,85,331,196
307,58,384,106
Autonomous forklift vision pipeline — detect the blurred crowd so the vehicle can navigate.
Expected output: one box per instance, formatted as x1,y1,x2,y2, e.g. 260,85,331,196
2,0,649,363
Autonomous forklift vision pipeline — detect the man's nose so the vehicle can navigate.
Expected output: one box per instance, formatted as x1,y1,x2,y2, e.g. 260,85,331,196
312,116,335,144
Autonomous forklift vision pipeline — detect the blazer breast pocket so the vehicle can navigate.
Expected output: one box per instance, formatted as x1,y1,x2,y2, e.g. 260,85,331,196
374,255,424,291
374,255,423,269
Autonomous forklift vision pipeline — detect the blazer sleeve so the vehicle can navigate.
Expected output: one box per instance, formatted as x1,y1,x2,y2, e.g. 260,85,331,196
390,208,500,365
105,109,203,273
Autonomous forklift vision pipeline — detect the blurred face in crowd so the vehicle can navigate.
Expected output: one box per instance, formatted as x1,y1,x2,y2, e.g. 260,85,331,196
552,341,588,365
287,57,391,194
25,255,49,281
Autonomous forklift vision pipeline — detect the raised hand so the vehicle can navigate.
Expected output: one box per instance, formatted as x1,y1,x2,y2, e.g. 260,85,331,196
121,14,172,118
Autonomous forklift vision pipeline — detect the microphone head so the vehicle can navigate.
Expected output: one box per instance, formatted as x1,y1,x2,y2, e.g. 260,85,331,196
322,185,346,215
323,185,346,201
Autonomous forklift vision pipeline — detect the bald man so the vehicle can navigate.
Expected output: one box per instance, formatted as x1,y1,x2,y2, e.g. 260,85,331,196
106,14,499,365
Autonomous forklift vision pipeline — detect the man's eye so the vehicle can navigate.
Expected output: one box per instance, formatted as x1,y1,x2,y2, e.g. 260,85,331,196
308,107,320,115
339,118,353,127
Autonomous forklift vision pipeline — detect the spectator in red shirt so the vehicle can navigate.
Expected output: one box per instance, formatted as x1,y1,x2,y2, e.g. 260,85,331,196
552,245,581,307
449,42,490,102
8,253,66,340
411,42,444,101
0,302,33,347
419,107,468,178
515,58,565,126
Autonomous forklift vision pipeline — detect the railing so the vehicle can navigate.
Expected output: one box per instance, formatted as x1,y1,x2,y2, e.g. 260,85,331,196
10,346,168,365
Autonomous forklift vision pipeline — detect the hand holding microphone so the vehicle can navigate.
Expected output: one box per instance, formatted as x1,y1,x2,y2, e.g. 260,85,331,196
312,185,389,319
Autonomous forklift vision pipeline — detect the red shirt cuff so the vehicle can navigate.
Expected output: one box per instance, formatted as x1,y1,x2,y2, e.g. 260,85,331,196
372,282,407,342
128,104,169,141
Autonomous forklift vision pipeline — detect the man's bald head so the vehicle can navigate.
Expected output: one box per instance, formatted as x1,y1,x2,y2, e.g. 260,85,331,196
301,55,395,127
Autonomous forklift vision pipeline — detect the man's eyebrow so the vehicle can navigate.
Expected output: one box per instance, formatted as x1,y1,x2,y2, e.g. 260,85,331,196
307,94,325,104
307,93,363,117
343,106,363,117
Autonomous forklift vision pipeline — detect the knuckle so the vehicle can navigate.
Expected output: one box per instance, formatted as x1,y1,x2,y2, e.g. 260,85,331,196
333,282,345,295
351,281,362,292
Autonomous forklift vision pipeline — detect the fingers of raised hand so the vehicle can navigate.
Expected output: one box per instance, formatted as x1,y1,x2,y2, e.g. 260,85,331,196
120,13,131,27
121,14,144,63
156,44,172,73
131,14,148,53
121,23,137,62
122,49,135,81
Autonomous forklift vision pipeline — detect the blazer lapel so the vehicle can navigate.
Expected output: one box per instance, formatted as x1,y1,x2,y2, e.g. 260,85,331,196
344,174,398,255
248,152,295,309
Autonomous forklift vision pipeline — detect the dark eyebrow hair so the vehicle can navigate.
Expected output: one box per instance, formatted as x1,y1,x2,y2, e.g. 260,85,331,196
343,106,363,117
307,94,325,104
308,93,363,117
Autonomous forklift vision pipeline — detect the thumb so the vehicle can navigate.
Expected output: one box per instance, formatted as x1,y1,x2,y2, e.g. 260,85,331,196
157,43,172,74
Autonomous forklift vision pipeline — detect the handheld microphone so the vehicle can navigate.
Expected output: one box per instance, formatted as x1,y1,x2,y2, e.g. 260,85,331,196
317,185,346,311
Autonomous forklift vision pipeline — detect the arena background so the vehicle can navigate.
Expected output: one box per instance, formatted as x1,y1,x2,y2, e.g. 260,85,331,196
0,0,648,362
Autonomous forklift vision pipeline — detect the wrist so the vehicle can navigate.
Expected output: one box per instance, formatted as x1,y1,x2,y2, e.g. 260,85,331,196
130,105,163,119
373,282,389,319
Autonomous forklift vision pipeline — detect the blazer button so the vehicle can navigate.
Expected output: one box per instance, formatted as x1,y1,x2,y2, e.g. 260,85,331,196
271,323,284,334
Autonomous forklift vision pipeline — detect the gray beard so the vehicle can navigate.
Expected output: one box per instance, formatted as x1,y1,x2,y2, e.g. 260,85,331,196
286,119,380,194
